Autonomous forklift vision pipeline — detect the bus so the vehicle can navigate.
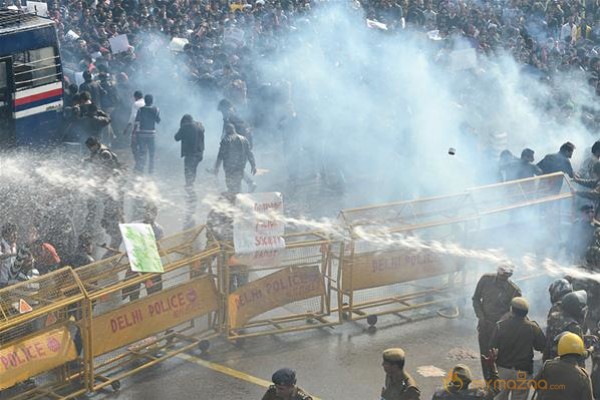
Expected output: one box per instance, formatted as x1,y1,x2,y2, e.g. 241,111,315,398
0,8,63,147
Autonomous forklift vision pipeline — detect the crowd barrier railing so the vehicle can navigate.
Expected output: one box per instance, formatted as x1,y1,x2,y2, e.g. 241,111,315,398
221,232,339,341
334,173,574,328
73,224,221,394
0,267,88,399
0,173,577,397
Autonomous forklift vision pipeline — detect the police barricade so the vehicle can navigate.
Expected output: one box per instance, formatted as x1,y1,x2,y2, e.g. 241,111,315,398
223,232,339,340
335,229,467,328
336,173,574,327
74,225,221,394
0,267,88,400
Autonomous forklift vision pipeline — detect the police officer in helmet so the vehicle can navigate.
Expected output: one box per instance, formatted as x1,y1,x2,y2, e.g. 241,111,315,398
534,332,593,399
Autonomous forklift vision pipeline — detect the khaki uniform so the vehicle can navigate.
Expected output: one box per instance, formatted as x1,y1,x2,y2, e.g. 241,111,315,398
533,356,593,400
491,315,546,373
472,274,521,379
490,315,545,400
431,369,499,399
261,385,313,400
431,387,489,399
381,371,421,400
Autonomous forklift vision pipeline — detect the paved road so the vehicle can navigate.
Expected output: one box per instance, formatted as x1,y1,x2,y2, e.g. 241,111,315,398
81,144,557,400
90,280,551,400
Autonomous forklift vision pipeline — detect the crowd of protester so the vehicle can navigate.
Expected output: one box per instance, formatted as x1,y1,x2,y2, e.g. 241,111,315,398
5,0,600,394
8,0,593,153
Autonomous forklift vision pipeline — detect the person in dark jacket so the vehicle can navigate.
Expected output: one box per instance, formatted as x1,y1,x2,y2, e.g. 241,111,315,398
218,99,256,192
134,94,161,174
66,91,111,144
534,333,593,400
544,290,587,362
213,123,256,193
79,71,105,107
64,83,79,107
507,148,543,181
489,297,546,400
537,142,575,192
567,205,596,262
174,114,205,187
97,73,117,145
574,161,600,219
472,263,522,380
84,137,125,251
65,233,95,269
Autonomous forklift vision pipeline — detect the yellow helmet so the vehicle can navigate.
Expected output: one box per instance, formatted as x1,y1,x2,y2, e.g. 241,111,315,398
557,332,586,356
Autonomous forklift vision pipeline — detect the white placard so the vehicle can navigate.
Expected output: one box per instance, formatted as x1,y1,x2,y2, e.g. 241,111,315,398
65,30,80,41
169,37,189,52
366,19,388,31
427,29,442,41
74,71,85,86
27,1,48,16
109,34,130,54
119,223,164,273
233,192,285,265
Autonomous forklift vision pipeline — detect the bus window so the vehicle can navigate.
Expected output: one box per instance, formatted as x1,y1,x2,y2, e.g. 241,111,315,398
13,46,60,91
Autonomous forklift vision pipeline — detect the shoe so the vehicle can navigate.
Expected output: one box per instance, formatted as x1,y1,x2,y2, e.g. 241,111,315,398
249,182,257,193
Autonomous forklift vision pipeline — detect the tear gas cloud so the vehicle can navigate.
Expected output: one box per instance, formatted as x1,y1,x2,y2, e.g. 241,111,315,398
0,4,597,292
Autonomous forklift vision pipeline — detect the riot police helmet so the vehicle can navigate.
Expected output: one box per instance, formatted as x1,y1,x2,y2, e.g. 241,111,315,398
561,290,588,319
549,278,573,304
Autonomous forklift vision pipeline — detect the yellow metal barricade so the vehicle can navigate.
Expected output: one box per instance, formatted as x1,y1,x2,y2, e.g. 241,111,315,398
222,232,339,340
0,267,88,400
336,173,574,327
335,227,468,327
74,225,221,394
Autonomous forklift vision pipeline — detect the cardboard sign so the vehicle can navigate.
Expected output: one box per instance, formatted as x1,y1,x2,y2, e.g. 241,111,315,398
169,37,189,53
26,1,48,16
427,30,443,41
92,277,218,356
366,19,388,31
342,249,458,291
109,34,130,54
228,265,325,329
119,223,164,273
234,193,285,266
74,71,85,86
65,30,80,41
0,327,77,389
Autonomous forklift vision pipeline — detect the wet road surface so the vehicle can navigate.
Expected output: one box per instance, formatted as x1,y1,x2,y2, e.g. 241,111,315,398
90,287,551,400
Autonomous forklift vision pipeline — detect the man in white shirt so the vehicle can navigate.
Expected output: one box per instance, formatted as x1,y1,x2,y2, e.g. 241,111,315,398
122,90,145,161
123,90,144,136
